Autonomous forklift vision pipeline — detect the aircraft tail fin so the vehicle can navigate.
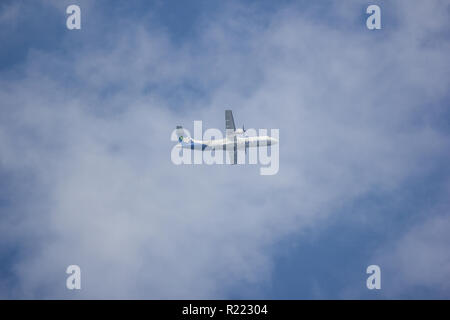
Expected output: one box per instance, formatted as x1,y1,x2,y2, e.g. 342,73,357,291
176,125,190,143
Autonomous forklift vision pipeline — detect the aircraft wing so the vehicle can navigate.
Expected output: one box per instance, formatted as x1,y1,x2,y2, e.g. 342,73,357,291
225,110,237,163
226,133,238,165
225,110,236,137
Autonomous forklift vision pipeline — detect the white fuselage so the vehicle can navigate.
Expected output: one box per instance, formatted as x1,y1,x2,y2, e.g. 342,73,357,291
177,135,278,151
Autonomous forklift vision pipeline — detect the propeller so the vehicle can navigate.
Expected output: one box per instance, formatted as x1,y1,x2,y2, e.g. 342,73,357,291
242,124,248,154
241,124,248,136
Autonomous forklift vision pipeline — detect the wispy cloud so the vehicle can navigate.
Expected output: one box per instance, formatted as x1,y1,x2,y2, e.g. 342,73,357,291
0,0,449,298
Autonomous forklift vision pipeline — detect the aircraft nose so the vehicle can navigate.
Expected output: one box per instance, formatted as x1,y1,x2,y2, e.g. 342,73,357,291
271,137,278,145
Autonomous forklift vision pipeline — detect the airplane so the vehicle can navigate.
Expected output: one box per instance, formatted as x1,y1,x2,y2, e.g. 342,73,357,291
176,110,278,164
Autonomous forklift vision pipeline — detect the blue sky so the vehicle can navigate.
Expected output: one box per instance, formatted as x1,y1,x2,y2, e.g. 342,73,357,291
0,0,450,299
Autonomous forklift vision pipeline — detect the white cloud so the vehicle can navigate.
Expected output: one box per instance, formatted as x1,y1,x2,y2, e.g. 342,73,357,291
372,208,450,298
0,0,449,298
